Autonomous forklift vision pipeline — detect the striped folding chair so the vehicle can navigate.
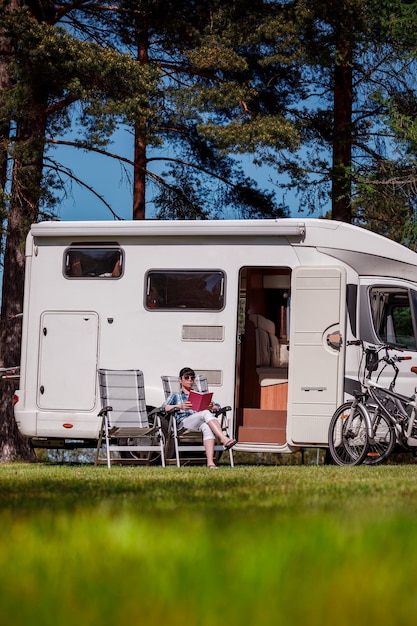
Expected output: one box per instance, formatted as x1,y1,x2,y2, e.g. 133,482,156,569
95,369,165,468
161,375,234,467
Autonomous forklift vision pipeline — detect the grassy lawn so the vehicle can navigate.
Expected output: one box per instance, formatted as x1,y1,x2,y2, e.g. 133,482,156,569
1,462,417,625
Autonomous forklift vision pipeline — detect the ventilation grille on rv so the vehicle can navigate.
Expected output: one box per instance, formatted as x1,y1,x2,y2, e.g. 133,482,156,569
182,325,224,341
195,370,223,386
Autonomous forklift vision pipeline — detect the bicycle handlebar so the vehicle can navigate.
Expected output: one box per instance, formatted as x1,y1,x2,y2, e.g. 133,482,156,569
346,340,409,359
346,340,414,390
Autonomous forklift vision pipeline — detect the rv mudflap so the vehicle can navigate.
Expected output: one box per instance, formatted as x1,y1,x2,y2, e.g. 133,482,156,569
30,438,97,449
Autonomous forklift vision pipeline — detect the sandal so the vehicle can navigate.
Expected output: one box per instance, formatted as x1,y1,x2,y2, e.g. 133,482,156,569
208,464,218,469
224,438,237,450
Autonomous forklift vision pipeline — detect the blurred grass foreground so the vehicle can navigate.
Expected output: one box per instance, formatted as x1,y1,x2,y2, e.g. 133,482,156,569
1,463,417,626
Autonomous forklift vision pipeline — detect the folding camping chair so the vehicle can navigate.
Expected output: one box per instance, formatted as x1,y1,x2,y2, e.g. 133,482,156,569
95,369,165,468
161,375,234,467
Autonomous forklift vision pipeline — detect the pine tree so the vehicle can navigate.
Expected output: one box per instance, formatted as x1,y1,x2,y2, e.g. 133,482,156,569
111,0,298,219
0,0,155,459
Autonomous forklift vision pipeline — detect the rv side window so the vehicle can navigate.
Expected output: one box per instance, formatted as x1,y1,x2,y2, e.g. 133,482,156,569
369,287,417,350
145,271,225,310
64,248,123,278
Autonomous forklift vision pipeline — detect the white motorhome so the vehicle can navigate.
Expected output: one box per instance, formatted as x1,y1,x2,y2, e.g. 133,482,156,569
13,218,417,455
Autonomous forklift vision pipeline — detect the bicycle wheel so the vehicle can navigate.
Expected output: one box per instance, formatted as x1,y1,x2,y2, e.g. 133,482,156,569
328,401,369,466
363,409,396,465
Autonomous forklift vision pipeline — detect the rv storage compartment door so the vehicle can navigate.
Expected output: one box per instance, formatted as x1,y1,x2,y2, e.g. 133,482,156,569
37,311,99,410
287,267,346,445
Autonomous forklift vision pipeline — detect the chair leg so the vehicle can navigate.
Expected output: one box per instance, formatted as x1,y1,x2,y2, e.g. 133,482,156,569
104,419,111,469
162,416,175,465
174,442,181,467
95,416,105,466
173,421,181,467
157,418,166,468
220,417,235,467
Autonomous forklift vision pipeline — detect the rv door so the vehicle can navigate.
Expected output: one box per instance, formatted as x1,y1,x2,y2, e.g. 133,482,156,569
287,266,346,445
37,311,99,411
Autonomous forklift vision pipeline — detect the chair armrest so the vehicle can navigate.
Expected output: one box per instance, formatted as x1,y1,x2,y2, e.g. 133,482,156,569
214,405,231,417
213,406,231,428
149,407,179,431
149,406,179,418
148,406,163,418
98,405,113,417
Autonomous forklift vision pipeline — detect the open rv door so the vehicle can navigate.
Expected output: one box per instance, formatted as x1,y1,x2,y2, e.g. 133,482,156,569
287,267,346,445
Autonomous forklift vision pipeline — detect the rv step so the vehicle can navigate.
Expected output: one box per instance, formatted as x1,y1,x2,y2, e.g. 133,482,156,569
242,408,286,428
238,425,286,444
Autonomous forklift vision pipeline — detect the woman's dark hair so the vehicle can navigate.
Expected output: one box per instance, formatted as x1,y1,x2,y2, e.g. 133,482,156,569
179,367,195,378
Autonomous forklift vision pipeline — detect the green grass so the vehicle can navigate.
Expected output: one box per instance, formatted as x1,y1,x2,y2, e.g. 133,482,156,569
1,463,417,625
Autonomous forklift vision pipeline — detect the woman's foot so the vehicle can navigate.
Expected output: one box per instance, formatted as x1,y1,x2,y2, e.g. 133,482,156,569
207,463,218,469
224,438,237,450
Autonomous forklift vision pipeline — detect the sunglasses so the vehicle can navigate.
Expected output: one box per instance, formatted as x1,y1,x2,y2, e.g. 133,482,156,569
182,375,195,380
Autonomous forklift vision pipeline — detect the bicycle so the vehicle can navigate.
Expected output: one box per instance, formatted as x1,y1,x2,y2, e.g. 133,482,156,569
328,341,414,466
360,344,417,464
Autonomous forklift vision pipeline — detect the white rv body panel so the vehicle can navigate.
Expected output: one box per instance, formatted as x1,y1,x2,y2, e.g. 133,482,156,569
13,218,417,453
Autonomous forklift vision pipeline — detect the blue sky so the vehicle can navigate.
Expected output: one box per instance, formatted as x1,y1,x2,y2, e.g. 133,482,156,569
54,128,324,222
56,129,135,221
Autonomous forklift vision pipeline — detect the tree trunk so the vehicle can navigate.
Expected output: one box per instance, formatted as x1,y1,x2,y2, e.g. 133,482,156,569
0,109,46,461
132,34,148,220
331,37,353,223
0,0,34,461
0,42,11,195
133,122,147,220
0,0,21,255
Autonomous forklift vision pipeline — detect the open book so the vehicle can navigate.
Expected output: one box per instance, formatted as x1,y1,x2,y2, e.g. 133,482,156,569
188,390,213,412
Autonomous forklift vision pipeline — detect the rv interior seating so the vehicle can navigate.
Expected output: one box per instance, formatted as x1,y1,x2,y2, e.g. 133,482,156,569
248,314,289,387
95,369,166,468
161,375,234,467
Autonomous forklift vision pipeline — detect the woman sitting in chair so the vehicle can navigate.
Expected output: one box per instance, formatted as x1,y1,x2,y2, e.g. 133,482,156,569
162,367,237,468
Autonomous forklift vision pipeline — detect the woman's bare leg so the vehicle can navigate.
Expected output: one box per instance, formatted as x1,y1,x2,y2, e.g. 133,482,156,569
204,438,216,466
207,418,229,445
